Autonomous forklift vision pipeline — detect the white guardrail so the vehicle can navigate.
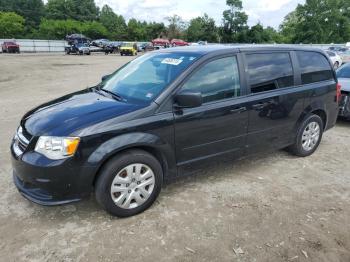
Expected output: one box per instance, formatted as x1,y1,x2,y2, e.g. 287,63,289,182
0,39,347,53
0,39,67,52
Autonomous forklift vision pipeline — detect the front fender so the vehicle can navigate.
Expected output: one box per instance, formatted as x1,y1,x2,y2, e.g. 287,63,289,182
87,132,177,179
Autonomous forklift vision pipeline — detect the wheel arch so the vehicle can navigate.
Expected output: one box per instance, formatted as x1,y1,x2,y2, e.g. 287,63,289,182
88,132,176,187
296,104,328,132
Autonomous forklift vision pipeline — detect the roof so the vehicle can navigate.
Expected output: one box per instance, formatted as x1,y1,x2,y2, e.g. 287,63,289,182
156,44,325,55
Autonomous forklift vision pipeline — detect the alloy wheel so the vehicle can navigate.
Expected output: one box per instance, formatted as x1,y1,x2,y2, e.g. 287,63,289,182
301,121,320,151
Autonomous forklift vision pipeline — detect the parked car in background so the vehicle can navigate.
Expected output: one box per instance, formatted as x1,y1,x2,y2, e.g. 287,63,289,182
91,39,110,47
336,63,350,119
144,43,155,52
170,39,189,47
136,42,148,52
151,38,170,48
120,42,137,56
326,50,342,69
328,46,343,53
1,41,20,53
11,46,339,217
103,41,121,54
339,50,350,64
65,34,90,46
65,43,90,55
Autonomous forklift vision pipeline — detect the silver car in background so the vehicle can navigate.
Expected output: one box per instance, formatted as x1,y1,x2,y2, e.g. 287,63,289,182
339,49,350,64
326,50,342,69
337,63,350,119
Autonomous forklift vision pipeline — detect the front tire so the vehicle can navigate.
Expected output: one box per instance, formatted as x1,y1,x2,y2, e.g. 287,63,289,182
95,149,163,217
288,114,324,157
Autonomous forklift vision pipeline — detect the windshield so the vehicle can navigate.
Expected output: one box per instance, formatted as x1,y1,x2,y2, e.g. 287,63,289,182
337,65,350,78
101,52,200,104
122,43,134,47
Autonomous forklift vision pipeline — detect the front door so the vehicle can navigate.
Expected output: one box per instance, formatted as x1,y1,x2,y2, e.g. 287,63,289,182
173,56,248,172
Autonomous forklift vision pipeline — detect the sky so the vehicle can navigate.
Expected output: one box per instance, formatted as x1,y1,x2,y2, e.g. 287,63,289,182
94,0,306,29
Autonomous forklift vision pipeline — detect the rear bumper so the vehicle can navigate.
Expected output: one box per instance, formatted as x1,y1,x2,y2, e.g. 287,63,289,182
339,94,350,118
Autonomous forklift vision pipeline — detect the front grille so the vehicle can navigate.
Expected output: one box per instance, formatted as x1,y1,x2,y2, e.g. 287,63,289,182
13,126,32,156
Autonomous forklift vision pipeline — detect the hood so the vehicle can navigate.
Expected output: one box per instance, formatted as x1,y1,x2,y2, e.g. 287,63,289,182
338,78,350,92
22,89,145,136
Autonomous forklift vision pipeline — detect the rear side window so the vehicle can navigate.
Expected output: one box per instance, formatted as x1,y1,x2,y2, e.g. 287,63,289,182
246,53,294,94
326,51,335,57
296,51,334,85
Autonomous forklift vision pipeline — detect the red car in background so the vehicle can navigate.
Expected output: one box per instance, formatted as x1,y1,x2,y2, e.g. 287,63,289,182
170,39,189,47
151,38,170,47
1,41,20,53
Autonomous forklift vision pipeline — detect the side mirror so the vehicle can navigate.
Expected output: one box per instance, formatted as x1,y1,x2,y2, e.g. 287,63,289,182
101,74,111,82
175,90,202,108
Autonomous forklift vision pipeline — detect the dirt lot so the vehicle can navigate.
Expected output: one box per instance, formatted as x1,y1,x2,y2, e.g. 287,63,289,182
0,53,349,262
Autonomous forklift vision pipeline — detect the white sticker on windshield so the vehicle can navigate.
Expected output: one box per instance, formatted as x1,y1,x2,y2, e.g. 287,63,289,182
161,58,183,66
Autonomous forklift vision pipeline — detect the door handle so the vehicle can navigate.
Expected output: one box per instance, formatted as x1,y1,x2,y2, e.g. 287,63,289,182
230,106,247,113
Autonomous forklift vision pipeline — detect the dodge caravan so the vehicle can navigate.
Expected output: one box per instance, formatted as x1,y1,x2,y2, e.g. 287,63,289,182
11,46,339,217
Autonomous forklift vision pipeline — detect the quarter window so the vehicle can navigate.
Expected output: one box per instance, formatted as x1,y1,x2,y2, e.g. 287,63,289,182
296,51,334,85
182,57,241,103
246,53,294,94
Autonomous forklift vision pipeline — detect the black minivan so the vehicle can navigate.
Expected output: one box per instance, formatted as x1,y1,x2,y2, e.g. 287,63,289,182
11,46,339,217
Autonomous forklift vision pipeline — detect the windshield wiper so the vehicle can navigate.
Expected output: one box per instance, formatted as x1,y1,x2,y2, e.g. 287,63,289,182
100,88,124,101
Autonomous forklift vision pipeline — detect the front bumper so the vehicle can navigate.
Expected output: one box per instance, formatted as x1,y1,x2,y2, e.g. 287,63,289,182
120,49,134,55
11,140,95,206
339,94,350,118
13,174,81,205
7,46,19,52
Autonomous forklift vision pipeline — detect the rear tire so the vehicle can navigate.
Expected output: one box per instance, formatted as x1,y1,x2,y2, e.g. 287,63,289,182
288,114,324,157
95,149,163,217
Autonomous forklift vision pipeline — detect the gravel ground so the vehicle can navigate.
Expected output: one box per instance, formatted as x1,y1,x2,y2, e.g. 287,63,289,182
0,53,349,262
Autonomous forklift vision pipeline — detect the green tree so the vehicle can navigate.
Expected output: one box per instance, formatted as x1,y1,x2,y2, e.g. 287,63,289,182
99,5,128,39
73,0,99,21
246,23,282,43
46,0,99,21
221,0,248,43
38,19,108,39
0,12,25,38
186,14,218,42
247,23,264,43
0,0,44,34
280,0,350,43
38,19,82,39
45,0,75,20
127,18,147,41
81,21,108,39
146,22,166,40
166,14,186,39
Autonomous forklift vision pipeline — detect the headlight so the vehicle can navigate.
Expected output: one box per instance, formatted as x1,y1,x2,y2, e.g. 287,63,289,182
35,136,80,160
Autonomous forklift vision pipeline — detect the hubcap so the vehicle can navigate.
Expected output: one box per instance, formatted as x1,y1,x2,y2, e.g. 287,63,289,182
301,121,320,151
110,164,155,209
